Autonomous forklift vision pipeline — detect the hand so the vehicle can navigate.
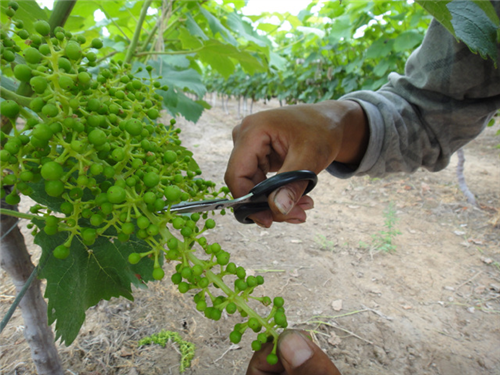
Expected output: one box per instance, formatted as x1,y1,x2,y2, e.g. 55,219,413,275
246,329,342,375
224,100,368,227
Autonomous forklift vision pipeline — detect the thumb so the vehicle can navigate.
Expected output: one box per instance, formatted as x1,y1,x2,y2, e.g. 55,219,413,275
278,330,342,375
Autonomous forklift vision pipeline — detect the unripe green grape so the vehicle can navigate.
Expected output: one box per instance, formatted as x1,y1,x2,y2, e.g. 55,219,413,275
90,214,104,227
0,100,19,119
110,148,124,162
44,224,58,236
60,201,73,215
101,202,113,215
76,175,88,186
146,224,159,236
226,302,237,314
196,300,207,312
229,331,242,344
152,267,165,280
125,118,142,136
91,38,103,49
235,279,248,292
197,277,209,288
247,276,258,288
128,252,141,264
180,226,192,238
14,64,32,82
236,267,246,280
164,185,181,203
143,191,156,205
45,180,64,197
192,264,203,276
136,229,148,239
70,140,85,153
273,297,285,308
205,218,216,229
81,228,97,246
178,282,189,293
82,209,93,219
216,251,230,266
248,317,261,333
24,47,42,64
58,57,72,73
90,163,104,176
29,76,48,94
34,20,50,36
143,172,159,188
225,262,237,274
0,149,11,162
171,273,182,284
103,166,115,178
3,174,16,185
41,161,63,180
65,40,82,61
59,75,75,90
251,340,262,352
137,216,150,230
53,245,70,260
5,193,20,205
38,44,50,56
41,103,59,118
77,71,91,85
85,51,96,62
49,122,62,134
27,98,46,116
122,222,135,235
2,49,15,62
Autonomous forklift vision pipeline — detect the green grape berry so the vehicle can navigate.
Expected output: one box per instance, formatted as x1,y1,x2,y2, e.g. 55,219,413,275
53,245,70,260
41,161,64,180
152,267,165,280
0,100,20,119
34,20,50,36
128,253,141,264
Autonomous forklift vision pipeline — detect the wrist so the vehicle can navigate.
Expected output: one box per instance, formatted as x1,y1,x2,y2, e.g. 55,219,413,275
326,100,369,166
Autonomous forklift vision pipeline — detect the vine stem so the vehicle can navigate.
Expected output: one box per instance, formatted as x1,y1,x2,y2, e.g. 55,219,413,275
0,86,32,108
125,0,153,64
0,208,41,221
136,48,204,57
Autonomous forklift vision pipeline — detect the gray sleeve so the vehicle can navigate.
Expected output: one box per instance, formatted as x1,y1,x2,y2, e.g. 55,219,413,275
327,17,500,179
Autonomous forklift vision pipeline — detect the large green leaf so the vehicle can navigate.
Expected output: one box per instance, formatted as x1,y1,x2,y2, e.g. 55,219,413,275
393,30,423,52
447,1,499,62
0,0,47,34
199,4,237,46
36,220,156,345
416,0,499,63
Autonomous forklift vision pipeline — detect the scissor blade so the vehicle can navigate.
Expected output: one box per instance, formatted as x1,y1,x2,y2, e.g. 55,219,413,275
167,194,253,214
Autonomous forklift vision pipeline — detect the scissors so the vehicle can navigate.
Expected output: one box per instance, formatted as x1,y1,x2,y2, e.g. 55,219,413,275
167,170,318,224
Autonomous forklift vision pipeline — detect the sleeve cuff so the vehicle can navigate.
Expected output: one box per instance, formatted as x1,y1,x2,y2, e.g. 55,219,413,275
326,97,385,179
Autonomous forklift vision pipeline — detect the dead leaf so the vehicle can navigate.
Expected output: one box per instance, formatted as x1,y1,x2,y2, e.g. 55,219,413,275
331,299,343,311
327,331,341,346
481,257,493,265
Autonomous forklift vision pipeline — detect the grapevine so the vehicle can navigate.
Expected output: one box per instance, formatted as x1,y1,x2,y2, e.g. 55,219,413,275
0,3,286,366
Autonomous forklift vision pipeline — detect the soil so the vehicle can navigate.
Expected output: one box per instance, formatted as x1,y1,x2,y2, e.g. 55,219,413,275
1,98,499,375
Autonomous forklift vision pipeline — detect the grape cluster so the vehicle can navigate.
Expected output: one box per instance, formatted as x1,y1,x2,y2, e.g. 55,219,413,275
0,3,287,364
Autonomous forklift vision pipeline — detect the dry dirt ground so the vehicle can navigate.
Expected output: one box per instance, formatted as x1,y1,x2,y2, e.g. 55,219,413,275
1,98,499,375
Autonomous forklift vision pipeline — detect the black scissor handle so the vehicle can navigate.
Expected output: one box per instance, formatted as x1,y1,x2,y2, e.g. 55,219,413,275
234,170,317,224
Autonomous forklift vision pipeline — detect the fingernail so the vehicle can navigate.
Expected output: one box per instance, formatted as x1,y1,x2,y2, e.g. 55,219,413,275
274,187,296,215
286,218,305,224
279,331,313,368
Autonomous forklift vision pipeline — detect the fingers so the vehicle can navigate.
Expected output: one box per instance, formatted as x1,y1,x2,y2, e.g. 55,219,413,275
277,330,342,375
246,330,342,375
246,342,285,375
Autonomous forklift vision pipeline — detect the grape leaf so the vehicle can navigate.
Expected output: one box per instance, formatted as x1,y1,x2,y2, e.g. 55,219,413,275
416,0,499,64
0,0,47,35
393,31,424,53
35,220,156,345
